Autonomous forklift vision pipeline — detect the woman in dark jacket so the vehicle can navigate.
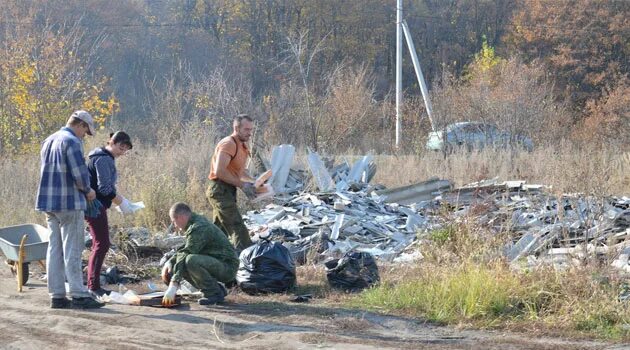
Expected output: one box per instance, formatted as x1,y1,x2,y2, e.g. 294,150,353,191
86,131,133,297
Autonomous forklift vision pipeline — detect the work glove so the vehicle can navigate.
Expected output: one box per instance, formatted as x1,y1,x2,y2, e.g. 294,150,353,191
161,261,172,285
241,182,257,200
117,197,134,214
162,281,179,307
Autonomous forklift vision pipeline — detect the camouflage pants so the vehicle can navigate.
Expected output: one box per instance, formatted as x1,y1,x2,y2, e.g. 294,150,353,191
206,179,253,251
181,254,237,297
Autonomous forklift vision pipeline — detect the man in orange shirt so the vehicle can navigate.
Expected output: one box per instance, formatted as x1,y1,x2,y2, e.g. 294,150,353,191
206,114,256,251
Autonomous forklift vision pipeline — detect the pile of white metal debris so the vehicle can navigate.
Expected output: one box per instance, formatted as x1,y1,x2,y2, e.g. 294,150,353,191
243,145,630,272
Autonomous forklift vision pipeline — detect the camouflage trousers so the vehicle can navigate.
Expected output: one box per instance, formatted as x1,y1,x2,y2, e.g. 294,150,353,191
180,254,237,297
206,179,253,252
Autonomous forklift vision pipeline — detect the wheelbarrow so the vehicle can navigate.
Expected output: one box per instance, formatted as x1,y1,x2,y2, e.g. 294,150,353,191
0,224,49,292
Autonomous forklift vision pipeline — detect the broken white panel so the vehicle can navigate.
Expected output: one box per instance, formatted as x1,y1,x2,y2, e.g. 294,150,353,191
336,179,349,192
307,150,335,192
500,180,526,189
335,191,352,202
513,211,537,228
343,224,363,235
288,213,312,224
347,153,374,183
398,207,427,232
510,195,528,202
330,214,345,240
265,209,287,224
326,239,360,256
357,247,398,261
370,191,386,204
388,238,417,256
377,178,452,205
522,184,545,191
393,250,424,263
375,215,397,224
460,177,499,189
285,169,304,192
270,144,295,192
330,161,350,182
549,244,608,258
266,218,302,235
305,194,322,207
356,246,386,256
389,231,408,243
505,232,539,262
333,201,345,211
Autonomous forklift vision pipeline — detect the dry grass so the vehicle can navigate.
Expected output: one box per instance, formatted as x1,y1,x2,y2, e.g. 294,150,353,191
0,127,627,230
370,145,628,195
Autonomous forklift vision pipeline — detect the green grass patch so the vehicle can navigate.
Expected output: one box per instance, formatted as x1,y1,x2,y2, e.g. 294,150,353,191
428,226,455,246
569,303,630,340
355,263,523,324
351,262,630,340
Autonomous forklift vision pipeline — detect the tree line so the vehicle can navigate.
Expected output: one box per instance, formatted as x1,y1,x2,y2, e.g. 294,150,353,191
0,0,628,154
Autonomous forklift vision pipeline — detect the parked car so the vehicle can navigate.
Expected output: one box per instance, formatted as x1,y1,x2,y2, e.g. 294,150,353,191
425,122,533,152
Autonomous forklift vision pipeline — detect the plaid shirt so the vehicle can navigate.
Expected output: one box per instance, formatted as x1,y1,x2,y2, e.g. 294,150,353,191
36,127,91,212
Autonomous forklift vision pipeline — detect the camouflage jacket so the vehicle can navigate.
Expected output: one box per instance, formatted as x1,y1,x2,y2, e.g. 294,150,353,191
169,213,239,283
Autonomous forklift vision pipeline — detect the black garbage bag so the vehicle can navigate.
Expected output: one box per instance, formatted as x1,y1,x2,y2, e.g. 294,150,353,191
284,232,334,266
237,239,296,295
325,251,380,292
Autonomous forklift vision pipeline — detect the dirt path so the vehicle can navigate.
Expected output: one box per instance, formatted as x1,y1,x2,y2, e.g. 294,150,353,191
0,267,627,350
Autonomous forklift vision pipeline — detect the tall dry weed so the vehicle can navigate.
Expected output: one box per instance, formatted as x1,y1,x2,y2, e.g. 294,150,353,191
371,144,628,195
1,126,627,230
431,57,571,143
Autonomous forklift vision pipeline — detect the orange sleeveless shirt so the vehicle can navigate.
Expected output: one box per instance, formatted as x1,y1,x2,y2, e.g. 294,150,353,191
208,135,250,181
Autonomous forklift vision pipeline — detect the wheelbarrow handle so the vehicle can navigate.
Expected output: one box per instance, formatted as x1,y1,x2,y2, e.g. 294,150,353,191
17,234,28,292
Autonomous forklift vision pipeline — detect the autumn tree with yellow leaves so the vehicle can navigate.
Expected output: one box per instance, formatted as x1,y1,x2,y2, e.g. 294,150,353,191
0,4,117,154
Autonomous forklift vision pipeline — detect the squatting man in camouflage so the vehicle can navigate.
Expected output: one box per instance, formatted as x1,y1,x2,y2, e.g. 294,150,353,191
161,202,239,306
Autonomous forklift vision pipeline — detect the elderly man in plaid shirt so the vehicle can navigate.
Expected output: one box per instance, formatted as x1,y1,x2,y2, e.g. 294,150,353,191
36,110,104,309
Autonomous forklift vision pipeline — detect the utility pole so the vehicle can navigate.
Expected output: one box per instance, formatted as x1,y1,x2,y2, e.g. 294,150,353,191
394,0,436,149
395,0,402,149
402,20,435,132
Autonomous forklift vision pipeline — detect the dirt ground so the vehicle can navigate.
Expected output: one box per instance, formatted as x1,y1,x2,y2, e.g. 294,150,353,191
1,265,629,350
